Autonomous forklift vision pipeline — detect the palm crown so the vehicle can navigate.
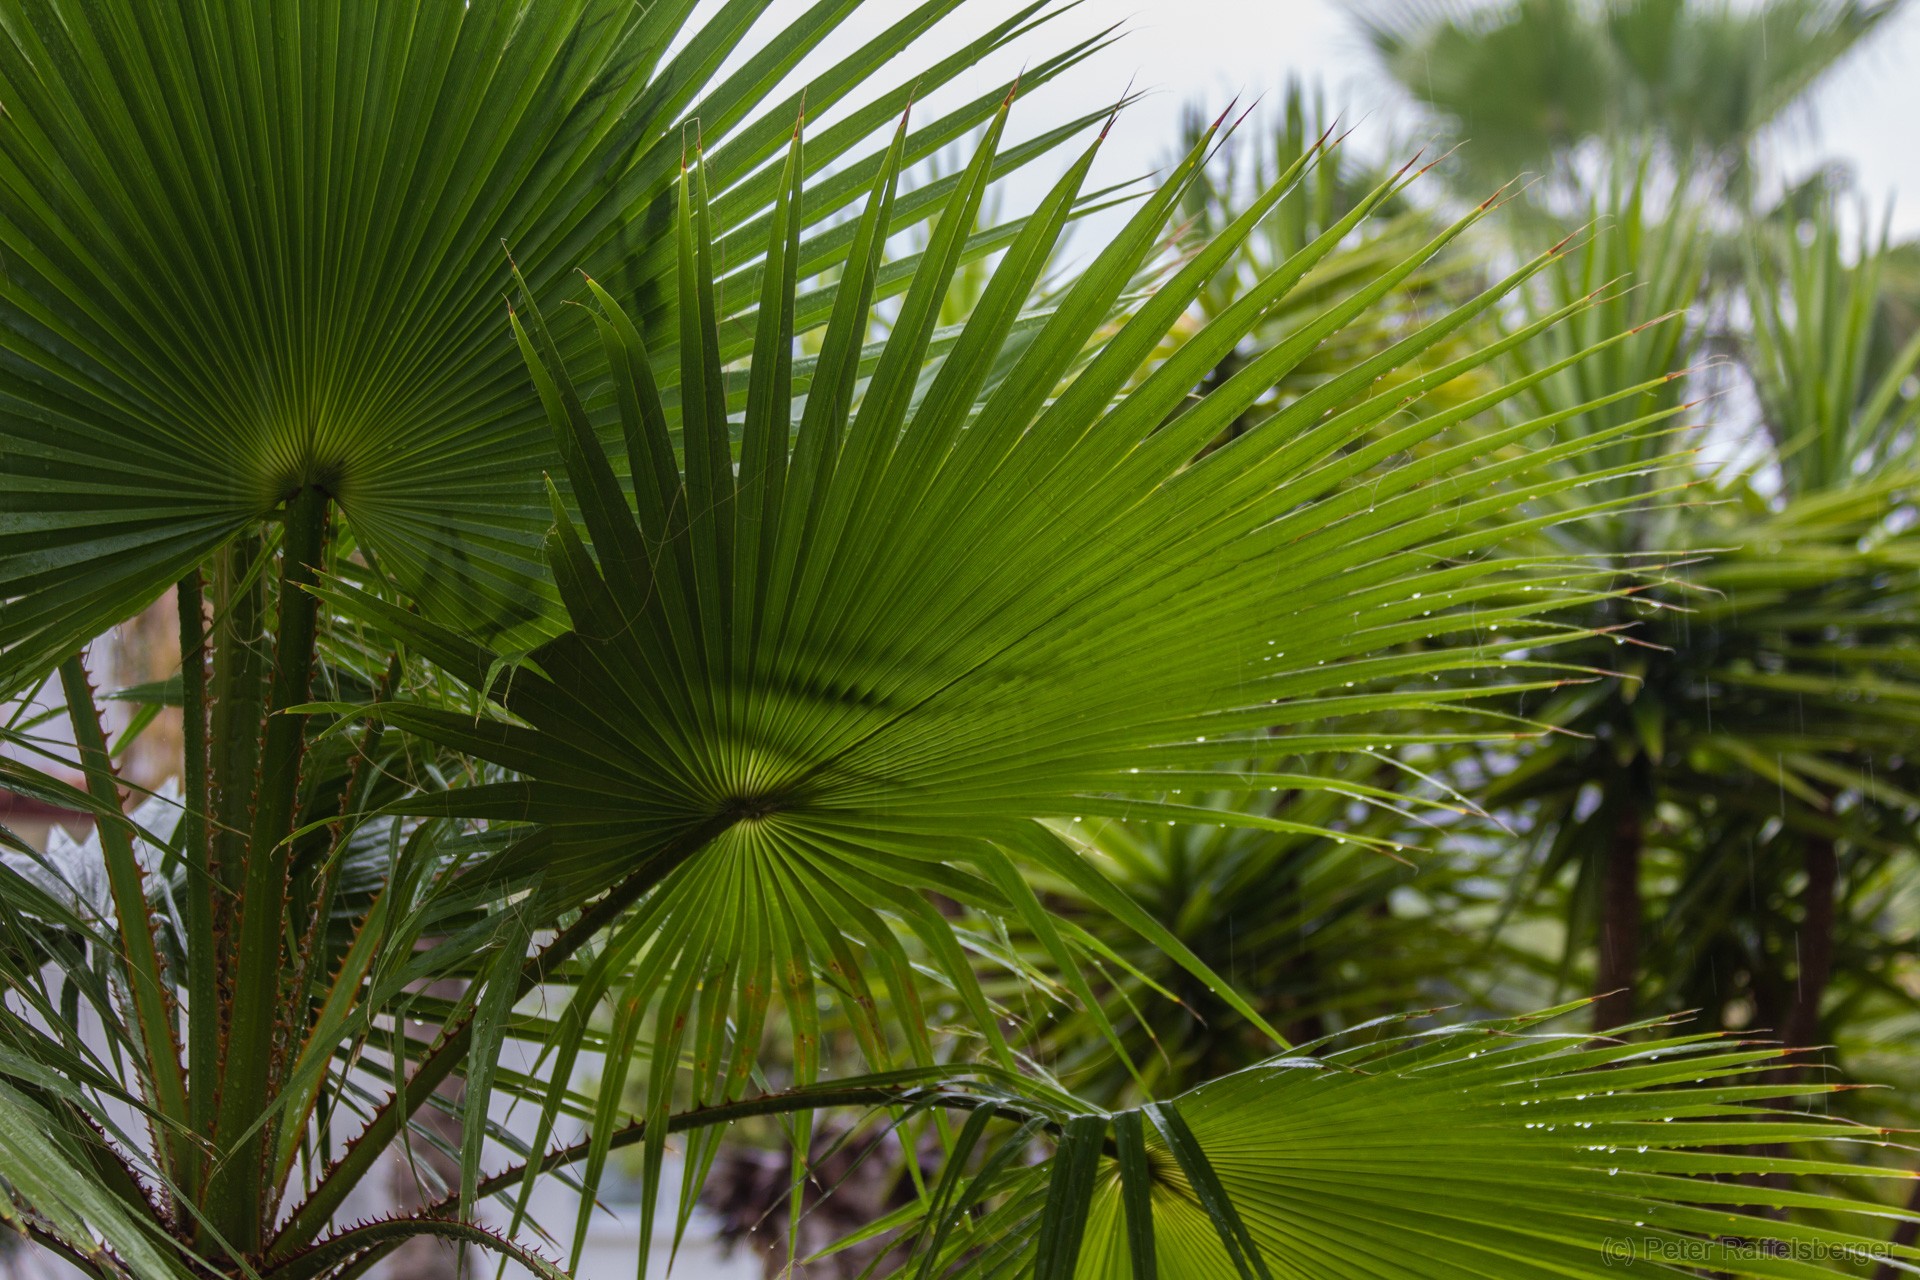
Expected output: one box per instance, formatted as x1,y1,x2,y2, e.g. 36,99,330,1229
1357,0,1902,202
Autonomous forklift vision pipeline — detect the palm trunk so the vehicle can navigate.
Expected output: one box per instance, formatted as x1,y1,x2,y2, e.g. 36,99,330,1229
178,571,216,1211
1593,800,1642,1033
1756,829,1841,1205
1782,833,1837,1054
209,486,331,1251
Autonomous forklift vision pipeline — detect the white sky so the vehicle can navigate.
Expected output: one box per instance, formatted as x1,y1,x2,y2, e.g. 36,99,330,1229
773,0,1920,237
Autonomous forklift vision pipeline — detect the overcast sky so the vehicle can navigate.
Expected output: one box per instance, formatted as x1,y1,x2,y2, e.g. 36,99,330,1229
739,0,1920,237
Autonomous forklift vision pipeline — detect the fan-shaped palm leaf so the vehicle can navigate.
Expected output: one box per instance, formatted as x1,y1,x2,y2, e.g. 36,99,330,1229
316,88,1746,1265
903,1011,1918,1279
0,0,1102,694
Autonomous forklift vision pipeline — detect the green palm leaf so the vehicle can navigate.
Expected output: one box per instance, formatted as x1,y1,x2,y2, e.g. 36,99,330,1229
0,0,1096,695
322,99,1729,1259
1746,204,1920,497
909,1012,1917,1279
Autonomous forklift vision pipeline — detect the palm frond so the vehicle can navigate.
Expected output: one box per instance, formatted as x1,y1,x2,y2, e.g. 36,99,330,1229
914,1012,1919,1279
311,101,1732,1263
0,0,1098,696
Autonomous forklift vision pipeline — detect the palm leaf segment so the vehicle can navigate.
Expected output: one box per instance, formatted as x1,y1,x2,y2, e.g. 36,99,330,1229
337,99,1724,1253
0,0,1100,694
